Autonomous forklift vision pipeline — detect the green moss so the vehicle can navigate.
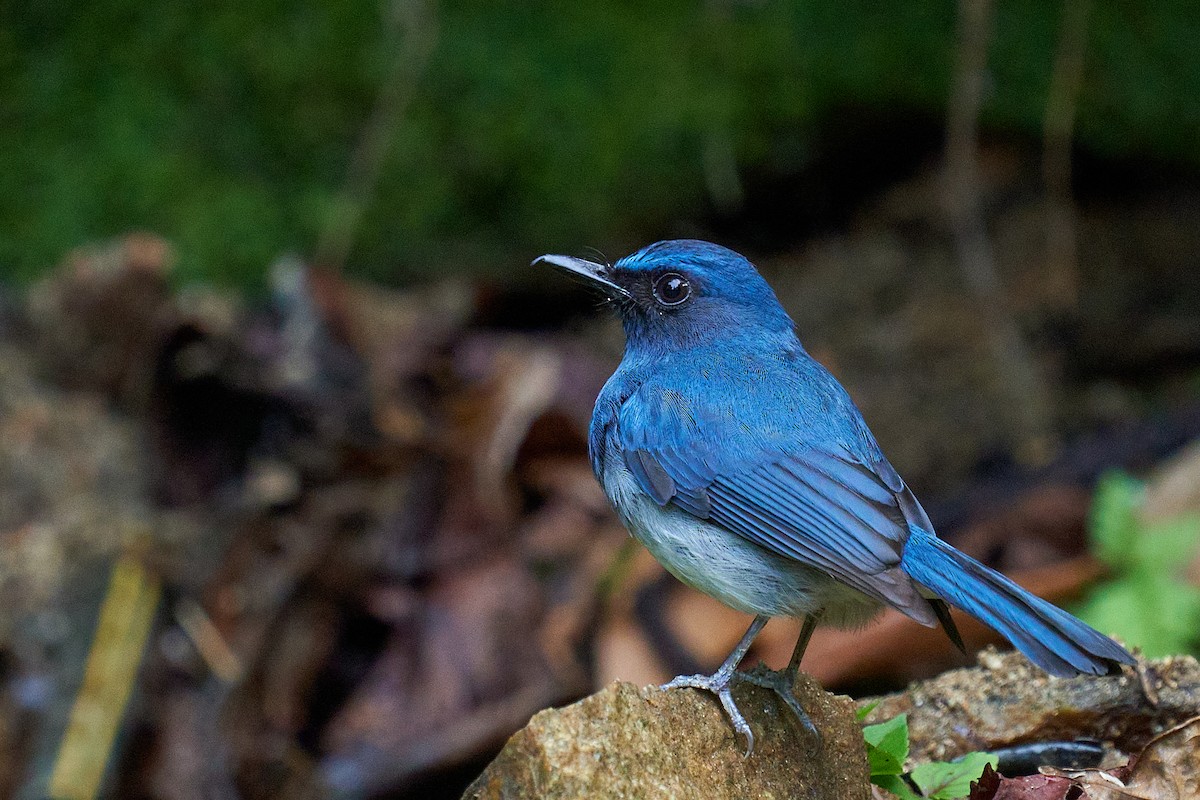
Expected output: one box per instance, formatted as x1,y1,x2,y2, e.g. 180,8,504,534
3,0,1198,287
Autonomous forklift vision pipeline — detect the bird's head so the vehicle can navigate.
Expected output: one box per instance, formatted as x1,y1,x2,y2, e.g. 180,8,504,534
536,239,795,354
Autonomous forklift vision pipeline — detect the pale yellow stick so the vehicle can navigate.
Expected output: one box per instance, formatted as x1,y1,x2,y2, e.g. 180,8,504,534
48,555,161,800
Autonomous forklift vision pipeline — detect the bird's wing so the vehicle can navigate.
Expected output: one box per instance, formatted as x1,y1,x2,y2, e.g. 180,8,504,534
618,387,935,622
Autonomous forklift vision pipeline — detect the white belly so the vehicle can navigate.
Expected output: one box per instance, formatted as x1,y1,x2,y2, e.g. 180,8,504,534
601,449,828,618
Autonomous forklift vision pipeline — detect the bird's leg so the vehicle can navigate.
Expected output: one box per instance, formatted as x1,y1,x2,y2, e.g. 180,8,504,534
660,614,768,754
735,611,822,739
786,611,821,676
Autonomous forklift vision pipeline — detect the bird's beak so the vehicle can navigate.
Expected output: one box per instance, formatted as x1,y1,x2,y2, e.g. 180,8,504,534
533,254,629,298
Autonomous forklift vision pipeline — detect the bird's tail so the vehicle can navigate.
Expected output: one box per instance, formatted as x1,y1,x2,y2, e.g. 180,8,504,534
901,529,1134,677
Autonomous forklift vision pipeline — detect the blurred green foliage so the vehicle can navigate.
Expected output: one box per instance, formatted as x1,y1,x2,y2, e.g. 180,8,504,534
3,1,1199,286
1074,471,1200,658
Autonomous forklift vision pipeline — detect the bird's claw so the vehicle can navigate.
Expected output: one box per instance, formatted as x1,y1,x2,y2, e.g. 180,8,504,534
659,672,756,755
660,666,822,754
734,666,821,742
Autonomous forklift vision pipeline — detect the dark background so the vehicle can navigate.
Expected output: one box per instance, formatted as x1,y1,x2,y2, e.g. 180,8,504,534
4,1,1198,287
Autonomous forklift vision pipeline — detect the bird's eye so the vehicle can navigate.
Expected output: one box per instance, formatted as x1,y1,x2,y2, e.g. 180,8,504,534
652,272,692,307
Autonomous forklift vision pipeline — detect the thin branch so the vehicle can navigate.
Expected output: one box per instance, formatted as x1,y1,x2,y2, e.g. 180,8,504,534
1042,0,1092,308
314,0,439,273
943,0,1056,455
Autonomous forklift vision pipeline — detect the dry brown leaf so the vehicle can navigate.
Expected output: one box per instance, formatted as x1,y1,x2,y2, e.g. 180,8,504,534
1121,716,1200,799
1141,440,1200,524
968,764,1080,800
993,775,1080,800
1042,717,1200,800
1041,767,1140,800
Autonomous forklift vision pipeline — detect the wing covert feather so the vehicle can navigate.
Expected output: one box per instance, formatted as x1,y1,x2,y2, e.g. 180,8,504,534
617,390,932,620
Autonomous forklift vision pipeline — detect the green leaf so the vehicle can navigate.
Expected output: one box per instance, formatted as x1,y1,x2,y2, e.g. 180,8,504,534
864,713,908,776
909,752,998,799
1077,469,1200,659
1140,515,1200,572
1074,570,1200,658
1088,471,1143,568
856,700,881,722
872,774,922,800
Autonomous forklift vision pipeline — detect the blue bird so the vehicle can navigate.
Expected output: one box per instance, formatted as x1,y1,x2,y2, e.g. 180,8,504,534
536,240,1133,753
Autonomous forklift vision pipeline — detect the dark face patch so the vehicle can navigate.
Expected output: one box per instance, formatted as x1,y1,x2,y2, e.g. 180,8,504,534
608,267,700,315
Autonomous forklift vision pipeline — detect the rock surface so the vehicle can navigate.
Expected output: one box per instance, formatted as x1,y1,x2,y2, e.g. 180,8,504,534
464,667,869,800
863,648,1200,764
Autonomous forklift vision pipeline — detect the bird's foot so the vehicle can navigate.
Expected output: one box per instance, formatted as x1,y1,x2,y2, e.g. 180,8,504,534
733,665,821,742
660,671,756,755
